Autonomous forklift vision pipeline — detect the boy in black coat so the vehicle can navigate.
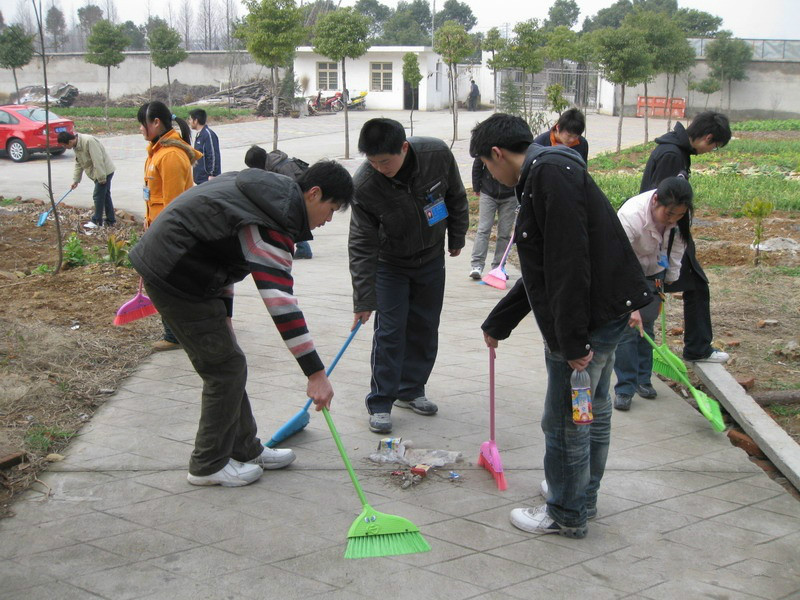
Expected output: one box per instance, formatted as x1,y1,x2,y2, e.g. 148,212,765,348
471,114,650,538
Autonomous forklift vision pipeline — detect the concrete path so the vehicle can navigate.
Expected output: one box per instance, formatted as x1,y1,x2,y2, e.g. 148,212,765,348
2,111,800,599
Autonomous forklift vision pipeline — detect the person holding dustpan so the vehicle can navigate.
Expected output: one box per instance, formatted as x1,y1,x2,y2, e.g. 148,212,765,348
129,161,354,487
473,114,650,539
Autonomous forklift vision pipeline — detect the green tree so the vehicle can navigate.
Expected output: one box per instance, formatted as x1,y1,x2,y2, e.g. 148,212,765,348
482,27,506,110
399,0,432,37
354,0,392,40
706,31,753,111
582,0,631,32
544,25,579,91
661,24,695,132
499,19,545,122
0,24,35,101
121,21,147,50
591,25,652,151
381,10,428,45
238,0,305,150
434,20,474,146
545,0,580,29
402,52,423,135
77,4,104,48
435,0,476,33
45,5,66,52
148,23,187,108
313,7,370,159
674,8,722,37
689,76,721,109
85,20,129,121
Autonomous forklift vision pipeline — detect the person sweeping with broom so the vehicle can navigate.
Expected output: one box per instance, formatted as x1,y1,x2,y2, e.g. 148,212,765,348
472,114,650,538
129,161,354,487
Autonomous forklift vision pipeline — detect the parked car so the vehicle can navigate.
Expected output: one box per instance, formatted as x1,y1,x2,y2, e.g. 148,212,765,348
0,104,75,162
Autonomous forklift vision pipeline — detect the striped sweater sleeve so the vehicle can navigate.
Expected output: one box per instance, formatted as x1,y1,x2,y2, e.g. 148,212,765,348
238,224,324,376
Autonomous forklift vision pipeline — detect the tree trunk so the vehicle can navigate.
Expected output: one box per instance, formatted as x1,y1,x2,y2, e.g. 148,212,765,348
167,67,172,108
342,60,350,160
728,79,732,112
643,81,649,144
449,64,458,148
410,89,415,136
665,75,672,132
492,52,497,112
617,85,625,153
105,66,110,122
12,68,20,103
272,66,279,151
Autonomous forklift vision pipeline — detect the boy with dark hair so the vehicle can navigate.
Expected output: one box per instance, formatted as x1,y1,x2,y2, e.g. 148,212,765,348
57,130,116,228
533,108,589,161
130,161,353,487
472,113,650,538
349,118,469,434
189,108,221,184
640,111,732,364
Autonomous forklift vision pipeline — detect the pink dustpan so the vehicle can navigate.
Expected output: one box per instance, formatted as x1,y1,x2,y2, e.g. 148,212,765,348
478,347,507,490
481,235,514,290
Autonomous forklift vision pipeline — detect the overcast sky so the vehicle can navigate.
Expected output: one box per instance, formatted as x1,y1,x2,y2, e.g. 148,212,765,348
26,0,800,40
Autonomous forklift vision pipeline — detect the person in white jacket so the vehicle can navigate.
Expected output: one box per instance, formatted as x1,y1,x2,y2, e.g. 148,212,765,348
613,176,693,411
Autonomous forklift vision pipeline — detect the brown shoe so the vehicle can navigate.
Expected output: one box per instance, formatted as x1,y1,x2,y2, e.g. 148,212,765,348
153,339,181,351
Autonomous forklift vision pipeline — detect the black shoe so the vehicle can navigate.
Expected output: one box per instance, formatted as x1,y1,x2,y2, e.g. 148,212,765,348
614,394,632,411
636,384,657,399
394,396,438,415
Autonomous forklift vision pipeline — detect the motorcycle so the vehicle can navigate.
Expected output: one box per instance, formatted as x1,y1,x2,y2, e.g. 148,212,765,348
347,90,367,110
308,91,344,114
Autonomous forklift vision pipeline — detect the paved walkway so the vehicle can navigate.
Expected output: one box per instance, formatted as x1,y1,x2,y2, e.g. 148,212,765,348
2,112,800,599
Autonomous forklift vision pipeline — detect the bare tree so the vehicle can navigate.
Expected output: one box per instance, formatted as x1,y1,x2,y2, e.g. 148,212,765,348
177,0,193,49
199,0,217,50
103,0,118,24
15,0,35,33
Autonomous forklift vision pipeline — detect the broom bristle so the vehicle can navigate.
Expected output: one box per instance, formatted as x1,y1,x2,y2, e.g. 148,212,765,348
345,531,431,559
482,272,507,290
114,303,158,326
478,451,508,491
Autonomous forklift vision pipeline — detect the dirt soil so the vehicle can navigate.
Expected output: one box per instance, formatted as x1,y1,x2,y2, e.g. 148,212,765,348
0,196,799,516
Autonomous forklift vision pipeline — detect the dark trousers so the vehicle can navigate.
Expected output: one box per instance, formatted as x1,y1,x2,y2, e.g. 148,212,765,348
681,274,714,360
91,172,115,225
366,253,446,414
144,283,264,476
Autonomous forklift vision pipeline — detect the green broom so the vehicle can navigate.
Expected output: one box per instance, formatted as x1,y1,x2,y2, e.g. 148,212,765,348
640,329,726,433
321,407,431,559
651,303,689,384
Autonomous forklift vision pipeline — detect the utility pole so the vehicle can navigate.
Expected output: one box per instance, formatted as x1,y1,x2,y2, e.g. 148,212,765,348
431,0,435,46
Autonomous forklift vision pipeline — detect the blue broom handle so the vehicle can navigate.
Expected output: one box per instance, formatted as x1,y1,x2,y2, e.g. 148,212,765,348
299,320,362,412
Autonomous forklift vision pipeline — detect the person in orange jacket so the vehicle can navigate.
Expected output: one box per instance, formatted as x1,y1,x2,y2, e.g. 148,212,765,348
137,100,203,350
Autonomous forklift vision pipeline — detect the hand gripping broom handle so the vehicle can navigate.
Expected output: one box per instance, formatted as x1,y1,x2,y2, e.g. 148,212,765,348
298,321,361,413
489,347,496,442
322,407,369,508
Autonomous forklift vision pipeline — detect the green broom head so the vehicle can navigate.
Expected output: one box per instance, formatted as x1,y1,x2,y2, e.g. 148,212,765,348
344,504,431,559
691,387,727,432
652,351,689,384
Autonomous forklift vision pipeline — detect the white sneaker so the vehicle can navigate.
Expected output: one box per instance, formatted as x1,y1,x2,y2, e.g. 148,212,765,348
247,446,296,470
469,267,482,280
187,459,262,487
694,350,730,363
540,479,549,499
510,505,587,538
83,221,99,229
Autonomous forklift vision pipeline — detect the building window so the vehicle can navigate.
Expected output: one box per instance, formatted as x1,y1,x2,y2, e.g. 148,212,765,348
317,62,338,90
370,62,393,91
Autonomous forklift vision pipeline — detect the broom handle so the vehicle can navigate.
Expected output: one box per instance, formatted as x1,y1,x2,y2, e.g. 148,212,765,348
496,208,519,269
322,407,369,508
299,321,361,412
489,347,496,441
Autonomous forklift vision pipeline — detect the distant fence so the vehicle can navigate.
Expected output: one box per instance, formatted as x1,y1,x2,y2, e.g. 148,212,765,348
690,38,800,62
636,96,686,118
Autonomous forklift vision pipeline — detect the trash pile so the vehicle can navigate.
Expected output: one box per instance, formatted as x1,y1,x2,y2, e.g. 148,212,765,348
370,438,463,490
189,80,295,116
13,83,79,107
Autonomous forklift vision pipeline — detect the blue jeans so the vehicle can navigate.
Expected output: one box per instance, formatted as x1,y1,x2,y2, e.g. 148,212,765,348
542,314,627,527
366,253,445,414
614,282,661,397
91,172,115,225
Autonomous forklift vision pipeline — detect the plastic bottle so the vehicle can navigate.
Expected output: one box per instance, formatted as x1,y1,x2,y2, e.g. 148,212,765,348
570,369,593,425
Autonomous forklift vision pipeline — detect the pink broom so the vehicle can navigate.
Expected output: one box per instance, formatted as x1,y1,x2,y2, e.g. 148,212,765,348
113,277,158,325
478,347,507,490
481,235,515,290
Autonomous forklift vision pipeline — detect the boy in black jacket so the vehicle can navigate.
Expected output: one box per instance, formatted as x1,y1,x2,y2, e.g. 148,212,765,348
471,114,650,538
640,111,732,363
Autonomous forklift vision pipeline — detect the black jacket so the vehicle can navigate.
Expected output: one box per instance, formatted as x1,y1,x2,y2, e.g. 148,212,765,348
640,122,707,287
130,169,311,301
533,129,589,162
482,145,651,360
471,157,516,198
349,137,469,312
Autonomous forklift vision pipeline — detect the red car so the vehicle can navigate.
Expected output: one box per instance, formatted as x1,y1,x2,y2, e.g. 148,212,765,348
0,104,75,162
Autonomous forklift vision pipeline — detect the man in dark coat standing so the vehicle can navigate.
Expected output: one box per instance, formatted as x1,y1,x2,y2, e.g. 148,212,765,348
640,111,732,363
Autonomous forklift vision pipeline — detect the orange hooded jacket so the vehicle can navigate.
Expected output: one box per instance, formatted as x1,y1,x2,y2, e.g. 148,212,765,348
143,128,203,226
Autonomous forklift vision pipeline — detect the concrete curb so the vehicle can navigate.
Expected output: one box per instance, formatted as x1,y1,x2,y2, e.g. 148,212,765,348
694,361,800,491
